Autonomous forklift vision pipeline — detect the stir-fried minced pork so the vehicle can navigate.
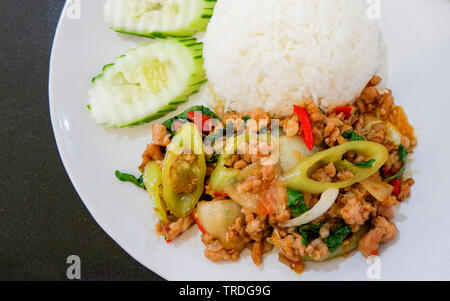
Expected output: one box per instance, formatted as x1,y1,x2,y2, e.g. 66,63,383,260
139,144,164,170
152,123,171,147
358,216,397,257
201,233,241,262
156,216,194,242
134,75,416,274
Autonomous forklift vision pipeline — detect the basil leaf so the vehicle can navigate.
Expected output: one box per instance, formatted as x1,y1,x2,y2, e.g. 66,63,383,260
342,130,365,141
354,159,376,168
319,107,327,115
206,154,220,163
286,189,308,217
384,144,409,182
398,144,408,161
296,223,323,246
323,220,351,252
115,170,146,190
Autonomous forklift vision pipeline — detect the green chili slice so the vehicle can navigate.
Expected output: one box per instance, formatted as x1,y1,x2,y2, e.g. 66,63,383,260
143,161,169,225
162,123,206,217
281,141,389,194
209,133,263,193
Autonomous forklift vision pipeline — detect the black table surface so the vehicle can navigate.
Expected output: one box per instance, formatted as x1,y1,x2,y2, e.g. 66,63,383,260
0,0,163,281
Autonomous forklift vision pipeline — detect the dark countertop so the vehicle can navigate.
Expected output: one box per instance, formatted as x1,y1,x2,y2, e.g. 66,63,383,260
0,0,163,281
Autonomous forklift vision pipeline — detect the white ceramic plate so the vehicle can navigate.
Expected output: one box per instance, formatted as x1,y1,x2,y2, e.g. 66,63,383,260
49,0,450,280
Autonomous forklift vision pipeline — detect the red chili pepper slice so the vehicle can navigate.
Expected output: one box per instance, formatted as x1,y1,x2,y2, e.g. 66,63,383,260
293,105,314,151
191,213,206,234
213,192,229,198
390,178,401,198
328,106,353,119
382,166,392,178
187,111,211,132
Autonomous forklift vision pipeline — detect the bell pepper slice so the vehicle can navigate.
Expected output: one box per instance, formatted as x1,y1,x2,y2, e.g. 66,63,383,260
282,141,389,194
293,105,314,151
162,123,206,217
143,161,170,225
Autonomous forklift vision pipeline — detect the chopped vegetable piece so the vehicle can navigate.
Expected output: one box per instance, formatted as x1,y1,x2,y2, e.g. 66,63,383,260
208,133,261,193
323,220,352,252
354,159,376,168
115,170,146,189
187,110,212,132
296,223,322,246
328,106,353,119
280,188,339,227
300,224,369,262
383,144,408,182
282,141,389,194
278,135,316,173
390,178,401,197
162,105,220,134
192,212,207,234
225,163,287,216
213,192,229,198
206,154,220,163
342,130,365,141
286,189,308,217
196,199,245,249
209,154,240,193
162,123,206,217
293,105,314,151
360,177,394,203
143,161,169,224
319,107,327,115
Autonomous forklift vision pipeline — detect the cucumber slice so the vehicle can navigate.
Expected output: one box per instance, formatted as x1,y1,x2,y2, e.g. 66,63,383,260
104,0,217,38
88,38,206,128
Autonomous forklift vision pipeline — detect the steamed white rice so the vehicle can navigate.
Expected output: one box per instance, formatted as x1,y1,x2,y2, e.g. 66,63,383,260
203,0,386,116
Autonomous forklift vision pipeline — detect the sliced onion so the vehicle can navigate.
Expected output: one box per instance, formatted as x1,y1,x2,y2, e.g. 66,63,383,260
359,177,393,203
278,136,317,173
385,122,402,145
196,199,244,249
279,188,339,228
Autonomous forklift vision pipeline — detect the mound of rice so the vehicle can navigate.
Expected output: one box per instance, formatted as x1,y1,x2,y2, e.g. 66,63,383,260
203,0,386,116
